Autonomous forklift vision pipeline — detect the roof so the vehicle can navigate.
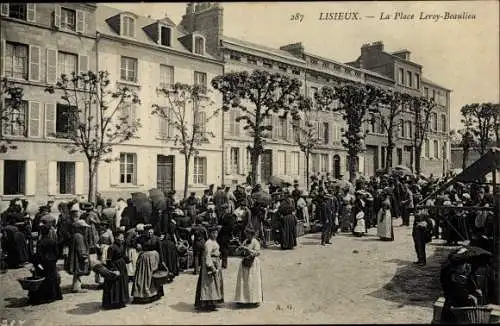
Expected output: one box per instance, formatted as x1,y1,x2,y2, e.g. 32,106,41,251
421,77,452,92
96,5,218,61
221,36,306,65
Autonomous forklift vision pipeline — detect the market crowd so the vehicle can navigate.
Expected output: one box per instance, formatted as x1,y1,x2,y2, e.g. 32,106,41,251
0,170,496,314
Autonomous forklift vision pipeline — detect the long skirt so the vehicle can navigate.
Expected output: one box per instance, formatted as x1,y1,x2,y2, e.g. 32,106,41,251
280,215,297,250
340,206,352,232
126,247,139,277
234,257,263,304
5,228,28,268
353,218,366,236
102,258,130,309
28,260,62,305
161,239,179,277
131,251,163,303
194,256,224,310
377,211,394,241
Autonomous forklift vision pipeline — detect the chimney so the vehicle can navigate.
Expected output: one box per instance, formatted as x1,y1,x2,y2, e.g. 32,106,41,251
279,42,304,58
371,41,384,52
392,50,411,61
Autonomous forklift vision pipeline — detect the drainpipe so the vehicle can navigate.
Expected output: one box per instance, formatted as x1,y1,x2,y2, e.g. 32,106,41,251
94,31,100,199
220,45,225,187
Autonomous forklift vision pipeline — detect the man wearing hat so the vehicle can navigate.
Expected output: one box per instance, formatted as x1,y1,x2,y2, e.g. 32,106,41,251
318,192,334,246
190,218,208,275
67,219,91,292
412,212,433,266
213,186,229,225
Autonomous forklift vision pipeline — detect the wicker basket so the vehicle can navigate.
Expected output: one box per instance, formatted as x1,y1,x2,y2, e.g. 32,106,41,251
18,276,45,292
450,306,492,324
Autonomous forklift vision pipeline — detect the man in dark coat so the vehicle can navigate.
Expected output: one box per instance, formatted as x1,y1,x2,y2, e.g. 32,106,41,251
67,219,90,292
120,199,137,231
412,212,433,266
217,212,235,269
213,186,229,225
318,193,334,246
190,218,208,275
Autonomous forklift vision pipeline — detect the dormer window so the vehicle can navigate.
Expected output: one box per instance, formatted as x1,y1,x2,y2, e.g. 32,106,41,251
194,36,205,55
121,15,135,38
160,25,171,47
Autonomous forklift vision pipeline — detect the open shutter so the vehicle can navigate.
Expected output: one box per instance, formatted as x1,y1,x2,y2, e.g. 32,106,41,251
1,4,8,16
223,111,230,137
225,147,231,175
0,160,3,195
47,161,57,195
237,148,243,175
286,152,291,175
358,155,364,174
44,103,56,138
28,101,41,137
79,54,89,74
240,146,247,175
167,109,174,138
110,157,120,186
429,140,434,159
76,10,85,33
136,153,147,186
46,48,57,84
27,3,36,22
75,162,84,195
53,5,61,28
271,116,278,139
25,160,37,196
272,150,278,175
29,45,41,82
287,119,293,142
1,39,5,77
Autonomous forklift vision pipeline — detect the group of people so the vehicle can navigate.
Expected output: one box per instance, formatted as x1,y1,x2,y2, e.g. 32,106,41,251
0,169,496,314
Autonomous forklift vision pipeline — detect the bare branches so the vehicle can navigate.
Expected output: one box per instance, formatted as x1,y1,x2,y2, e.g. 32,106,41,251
0,77,25,152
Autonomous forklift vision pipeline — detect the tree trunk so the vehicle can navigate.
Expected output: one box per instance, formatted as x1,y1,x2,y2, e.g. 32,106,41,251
462,148,469,170
305,152,310,188
415,146,422,175
348,149,357,183
251,151,259,186
87,160,97,203
183,155,190,200
386,142,395,173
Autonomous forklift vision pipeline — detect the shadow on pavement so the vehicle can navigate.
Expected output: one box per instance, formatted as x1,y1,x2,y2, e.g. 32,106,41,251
4,297,30,308
66,301,101,315
169,302,196,313
368,244,453,308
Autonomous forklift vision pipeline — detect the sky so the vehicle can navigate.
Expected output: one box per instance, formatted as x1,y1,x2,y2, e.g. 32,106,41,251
104,1,499,130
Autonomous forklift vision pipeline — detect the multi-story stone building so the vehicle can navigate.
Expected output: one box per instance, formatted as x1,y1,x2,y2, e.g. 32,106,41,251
348,42,452,177
0,3,224,206
1,3,97,206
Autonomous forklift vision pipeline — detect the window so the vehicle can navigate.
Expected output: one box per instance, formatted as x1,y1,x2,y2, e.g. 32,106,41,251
406,121,412,139
160,26,171,46
424,87,429,98
58,51,77,77
195,111,207,134
279,117,287,140
323,122,329,144
425,139,430,157
119,101,136,126
415,73,420,89
3,160,26,195
381,147,386,169
322,62,329,69
57,162,75,194
311,153,319,173
370,113,376,133
230,53,241,61
121,15,135,37
159,64,174,89
247,57,257,65
194,71,207,93
432,89,436,100
55,104,77,137
407,71,412,87
8,3,27,20
441,115,447,132
291,151,300,175
399,119,405,138
61,8,76,31
230,148,240,174
321,154,328,173
397,148,403,165
229,110,240,136
443,141,448,160
277,150,286,175
279,65,287,73
398,68,404,84
194,36,205,55
432,112,438,131
309,86,318,98
292,69,300,75
263,61,272,68
2,100,27,136
246,149,252,173
120,153,136,184
193,157,207,184
434,140,439,158
120,56,137,82
4,42,28,80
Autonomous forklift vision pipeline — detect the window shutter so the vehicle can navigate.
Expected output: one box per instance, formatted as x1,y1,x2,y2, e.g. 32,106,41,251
225,147,231,175
79,54,89,74
136,154,146,186
272,116,279,139
223,111,230,137
1,39,6,77
29,45,41,82
0,160,3,195
75,162,84,195
53,5,61,28
47,161,57,195
27,3,36,22
158,115,168,139
286,152,291,175
28,101,41,137
76,10,85,33
1,4,8,16
240,146,247,175
358,155,364,174
237,148,243,175
167,109,174,138
287,119,293,142
25,160,37,196
44,103,56,138
46,49,57,84
235,112,240,137
429,140,434,159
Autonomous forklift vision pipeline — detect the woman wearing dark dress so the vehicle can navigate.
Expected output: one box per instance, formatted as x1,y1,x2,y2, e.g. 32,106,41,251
278,194,297,250
160,219,179,278
217,212,235,269
28,223,63,305
102,231,130,310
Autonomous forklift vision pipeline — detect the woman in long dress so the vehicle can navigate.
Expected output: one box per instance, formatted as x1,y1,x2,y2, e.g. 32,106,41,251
194,227,224,311
352,192,366,237
278,194,297,250
234,228,263,307
377,198,394,241
340,188,354,232
102,230,130,310
125,225,142,281
131,225,165,304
